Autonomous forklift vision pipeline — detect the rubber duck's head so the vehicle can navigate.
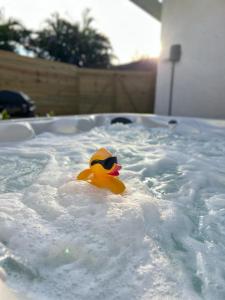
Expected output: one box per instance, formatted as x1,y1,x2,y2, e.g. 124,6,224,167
89,148,121,176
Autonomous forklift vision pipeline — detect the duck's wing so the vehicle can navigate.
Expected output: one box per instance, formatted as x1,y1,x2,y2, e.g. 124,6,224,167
107,177,126,194
77,168,93,181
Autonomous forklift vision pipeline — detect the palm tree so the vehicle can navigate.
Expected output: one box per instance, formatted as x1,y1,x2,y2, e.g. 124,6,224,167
27,10,113,68
0,10,30,52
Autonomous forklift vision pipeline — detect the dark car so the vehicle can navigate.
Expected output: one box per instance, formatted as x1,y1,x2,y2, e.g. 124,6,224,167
0,90,36,118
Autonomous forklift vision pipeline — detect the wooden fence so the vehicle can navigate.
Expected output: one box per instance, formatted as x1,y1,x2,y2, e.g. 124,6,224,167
0,50,156,115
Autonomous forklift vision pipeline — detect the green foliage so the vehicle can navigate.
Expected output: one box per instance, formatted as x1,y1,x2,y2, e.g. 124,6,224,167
27,11,113,68
0,10,30,52
0,9,113,68
46,110,55,117
1,109,10,120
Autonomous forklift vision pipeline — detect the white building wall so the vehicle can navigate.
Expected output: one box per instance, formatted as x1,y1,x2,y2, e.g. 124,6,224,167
155,0,225,118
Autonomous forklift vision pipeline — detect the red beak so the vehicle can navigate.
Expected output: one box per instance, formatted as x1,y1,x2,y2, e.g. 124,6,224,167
108,164,121,176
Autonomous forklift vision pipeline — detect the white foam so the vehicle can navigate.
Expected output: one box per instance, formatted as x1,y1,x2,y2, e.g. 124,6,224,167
0,119,225,299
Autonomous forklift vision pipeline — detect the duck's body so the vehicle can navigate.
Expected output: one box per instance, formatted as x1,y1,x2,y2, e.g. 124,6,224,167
77,148,126,194
78,172,125,194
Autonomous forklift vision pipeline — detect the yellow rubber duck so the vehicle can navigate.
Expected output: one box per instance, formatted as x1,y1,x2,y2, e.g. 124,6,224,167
77,148,126,194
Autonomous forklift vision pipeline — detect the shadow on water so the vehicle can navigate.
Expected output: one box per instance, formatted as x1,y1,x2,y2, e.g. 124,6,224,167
0,252,40,287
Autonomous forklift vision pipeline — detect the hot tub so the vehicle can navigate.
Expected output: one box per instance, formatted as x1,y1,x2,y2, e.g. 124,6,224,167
1,114,225,300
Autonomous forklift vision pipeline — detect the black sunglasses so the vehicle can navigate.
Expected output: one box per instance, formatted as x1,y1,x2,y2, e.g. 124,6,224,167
90,156,118,170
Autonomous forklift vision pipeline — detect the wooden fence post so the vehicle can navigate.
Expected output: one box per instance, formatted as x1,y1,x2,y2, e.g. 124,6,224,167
112,72,117,112
75,73,80,114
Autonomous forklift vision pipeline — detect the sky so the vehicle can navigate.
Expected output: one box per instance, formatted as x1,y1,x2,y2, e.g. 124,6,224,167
0,0,161,64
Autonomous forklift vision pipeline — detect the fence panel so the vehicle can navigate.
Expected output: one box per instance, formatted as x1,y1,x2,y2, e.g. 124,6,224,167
0,50,156,115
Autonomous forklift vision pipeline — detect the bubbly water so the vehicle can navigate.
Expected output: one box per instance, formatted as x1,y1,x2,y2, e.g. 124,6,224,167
1,121,225,299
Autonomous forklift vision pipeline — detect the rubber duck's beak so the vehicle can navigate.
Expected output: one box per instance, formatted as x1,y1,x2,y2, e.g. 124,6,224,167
107,164,122,177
